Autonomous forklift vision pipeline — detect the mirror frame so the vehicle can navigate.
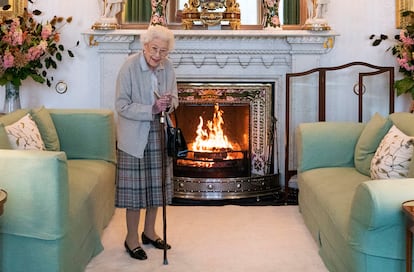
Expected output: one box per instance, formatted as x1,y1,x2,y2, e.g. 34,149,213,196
0,0,27,21
120,0,308,30
396,0,413,28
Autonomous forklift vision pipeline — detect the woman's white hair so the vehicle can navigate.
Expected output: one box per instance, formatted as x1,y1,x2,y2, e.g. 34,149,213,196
140,25,175,51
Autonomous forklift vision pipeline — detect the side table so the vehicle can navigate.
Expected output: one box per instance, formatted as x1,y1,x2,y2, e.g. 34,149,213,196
402,200,414,272
0,189,7,216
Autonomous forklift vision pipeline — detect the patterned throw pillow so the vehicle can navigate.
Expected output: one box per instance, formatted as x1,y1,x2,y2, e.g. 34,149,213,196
370,125,414,179
5,114,45,150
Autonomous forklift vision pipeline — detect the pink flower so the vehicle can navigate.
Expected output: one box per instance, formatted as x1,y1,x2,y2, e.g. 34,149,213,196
2,33,12,44
11,28,23,46
271,16,280,26
400,29,414,45
397,52,414,71
26,45,44,61
9,18,20,32
3,51,15,69
399,59,414,71
266,0,277,7
157,16,166,25
151,14,160,24
41,24,53,40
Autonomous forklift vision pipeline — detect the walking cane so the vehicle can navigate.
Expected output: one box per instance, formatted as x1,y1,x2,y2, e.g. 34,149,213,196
159,110,169,265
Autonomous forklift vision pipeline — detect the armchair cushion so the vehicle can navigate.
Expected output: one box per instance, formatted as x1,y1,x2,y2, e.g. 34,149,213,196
0,109,30,125
0,123,11,149
0,109,30,149
296,122,364,172
354,113,392,176
390,112,414,136
410,160,414,178
49,109,116,163
31,106,60,151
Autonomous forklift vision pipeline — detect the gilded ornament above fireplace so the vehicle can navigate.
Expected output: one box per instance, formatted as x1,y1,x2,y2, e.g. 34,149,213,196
181,0,241,30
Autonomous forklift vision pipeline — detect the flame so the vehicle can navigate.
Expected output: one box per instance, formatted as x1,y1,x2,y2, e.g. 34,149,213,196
192,103,234,152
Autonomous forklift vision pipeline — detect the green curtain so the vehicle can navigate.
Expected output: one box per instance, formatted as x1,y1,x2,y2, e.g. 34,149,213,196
283,0,300,25
125,0,152,23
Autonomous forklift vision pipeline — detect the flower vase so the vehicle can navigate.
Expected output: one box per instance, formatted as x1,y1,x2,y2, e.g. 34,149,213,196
263,0,281,29
150,0,168,26
3,82,21,113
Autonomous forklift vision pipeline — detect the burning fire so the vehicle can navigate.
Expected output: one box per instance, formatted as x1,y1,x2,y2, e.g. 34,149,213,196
192,103,236,152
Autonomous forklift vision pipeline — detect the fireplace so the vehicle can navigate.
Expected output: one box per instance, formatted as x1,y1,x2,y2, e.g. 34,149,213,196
172,83,280,200
85,29,337,200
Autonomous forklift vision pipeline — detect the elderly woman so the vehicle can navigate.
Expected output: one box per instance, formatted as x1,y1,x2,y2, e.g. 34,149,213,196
115,25,178,260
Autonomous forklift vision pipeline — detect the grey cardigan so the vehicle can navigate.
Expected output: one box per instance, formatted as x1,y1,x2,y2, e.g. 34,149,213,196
115,52,178,158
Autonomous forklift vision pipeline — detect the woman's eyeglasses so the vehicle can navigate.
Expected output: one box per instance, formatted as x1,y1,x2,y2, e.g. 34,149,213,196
149,46,169,57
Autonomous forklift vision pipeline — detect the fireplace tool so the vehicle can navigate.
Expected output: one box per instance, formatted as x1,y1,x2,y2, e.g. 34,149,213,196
159,110,169,265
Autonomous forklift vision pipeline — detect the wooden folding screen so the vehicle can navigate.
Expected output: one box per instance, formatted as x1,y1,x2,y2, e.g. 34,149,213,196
284,62,395,199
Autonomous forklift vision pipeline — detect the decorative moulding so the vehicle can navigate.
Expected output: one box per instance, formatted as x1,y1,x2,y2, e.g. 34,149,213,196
83,29,338,68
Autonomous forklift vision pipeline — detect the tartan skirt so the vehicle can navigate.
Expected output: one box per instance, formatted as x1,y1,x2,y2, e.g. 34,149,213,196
115,119,173,209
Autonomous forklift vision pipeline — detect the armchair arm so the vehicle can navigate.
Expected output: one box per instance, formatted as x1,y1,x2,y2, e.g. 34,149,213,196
49,109,116,163
0,150,69,240
348,179,414,258
296,122,364,172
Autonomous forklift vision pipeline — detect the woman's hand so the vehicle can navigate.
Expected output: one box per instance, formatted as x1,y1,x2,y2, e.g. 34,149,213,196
152,95,171,114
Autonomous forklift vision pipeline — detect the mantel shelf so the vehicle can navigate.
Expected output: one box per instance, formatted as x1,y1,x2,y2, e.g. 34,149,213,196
84,28,339,38
83,29,339,49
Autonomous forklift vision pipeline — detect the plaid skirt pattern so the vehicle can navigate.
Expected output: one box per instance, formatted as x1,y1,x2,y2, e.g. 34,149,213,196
115,119,173,209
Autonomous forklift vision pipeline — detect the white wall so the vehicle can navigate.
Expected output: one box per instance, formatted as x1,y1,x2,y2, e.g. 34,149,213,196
0,0,410,112
322,0,410,111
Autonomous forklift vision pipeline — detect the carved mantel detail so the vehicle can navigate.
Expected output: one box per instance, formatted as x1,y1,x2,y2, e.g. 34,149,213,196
86,29,336,70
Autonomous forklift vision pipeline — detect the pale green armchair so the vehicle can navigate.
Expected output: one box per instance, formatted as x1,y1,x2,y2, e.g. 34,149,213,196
296,112,414,272
0,108,116,272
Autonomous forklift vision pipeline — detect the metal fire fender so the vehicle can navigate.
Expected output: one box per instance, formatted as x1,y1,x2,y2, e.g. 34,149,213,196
173,174,280,200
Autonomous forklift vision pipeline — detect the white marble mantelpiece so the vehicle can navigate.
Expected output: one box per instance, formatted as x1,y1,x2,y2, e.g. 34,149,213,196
84,29,337,109
83,29,338,183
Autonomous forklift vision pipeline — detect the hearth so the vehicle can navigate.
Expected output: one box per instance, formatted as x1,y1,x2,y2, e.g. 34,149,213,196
172,83,280,200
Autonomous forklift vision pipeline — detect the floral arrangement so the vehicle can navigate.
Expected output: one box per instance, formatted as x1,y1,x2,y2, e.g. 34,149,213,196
0,7,76,87
371,11,414,99
150,0,167,26
263,0,280,28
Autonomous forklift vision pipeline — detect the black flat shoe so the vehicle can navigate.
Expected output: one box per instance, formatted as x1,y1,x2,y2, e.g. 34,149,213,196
142,232,171,250
124,241,147,260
